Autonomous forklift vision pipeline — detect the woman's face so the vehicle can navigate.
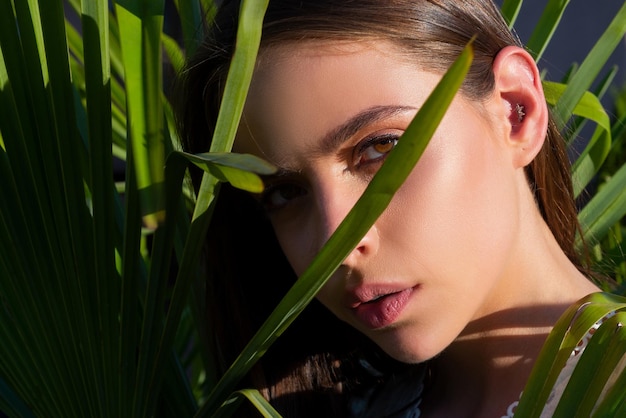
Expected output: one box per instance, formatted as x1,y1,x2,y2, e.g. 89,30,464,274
236,40,526,363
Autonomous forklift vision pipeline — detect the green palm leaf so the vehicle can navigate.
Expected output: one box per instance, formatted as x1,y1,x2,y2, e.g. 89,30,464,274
525,0,571,62
1,1,626,417
577,163,626,250
516,293,626,417
542,81,612,197
550,1,626,130
214,389,283,418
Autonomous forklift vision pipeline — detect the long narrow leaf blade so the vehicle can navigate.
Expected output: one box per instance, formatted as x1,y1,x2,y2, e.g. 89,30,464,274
115,0,166,227
525,0,571,62
500,0,523,28
577,162,626,250
137,0,271,415
551,2,626,130
213,390,283,418
516,293,626,417
542,81,611,196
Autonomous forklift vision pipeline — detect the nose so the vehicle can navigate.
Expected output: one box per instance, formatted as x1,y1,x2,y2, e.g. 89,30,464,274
313,178,380,267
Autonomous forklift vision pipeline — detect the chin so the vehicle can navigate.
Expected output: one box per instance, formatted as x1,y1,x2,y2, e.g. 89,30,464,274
388,350,433,365
376,337,440,365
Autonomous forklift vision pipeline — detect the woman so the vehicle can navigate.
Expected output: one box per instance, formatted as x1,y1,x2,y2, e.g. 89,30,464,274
175,1,603,416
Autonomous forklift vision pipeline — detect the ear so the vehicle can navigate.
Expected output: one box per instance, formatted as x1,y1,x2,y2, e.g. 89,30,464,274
491,46,548,168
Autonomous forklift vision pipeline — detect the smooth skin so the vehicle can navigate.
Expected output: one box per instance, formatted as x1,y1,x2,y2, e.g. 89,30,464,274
235,40,599,416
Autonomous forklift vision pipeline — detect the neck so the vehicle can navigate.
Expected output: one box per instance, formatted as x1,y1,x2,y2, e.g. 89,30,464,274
422,303,569,416
421,199,600,417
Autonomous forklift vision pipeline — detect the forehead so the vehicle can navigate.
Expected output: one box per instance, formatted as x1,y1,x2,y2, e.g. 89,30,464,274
235,40,442,162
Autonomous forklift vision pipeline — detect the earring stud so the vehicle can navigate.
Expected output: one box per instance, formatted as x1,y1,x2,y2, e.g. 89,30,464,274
515,103,526,123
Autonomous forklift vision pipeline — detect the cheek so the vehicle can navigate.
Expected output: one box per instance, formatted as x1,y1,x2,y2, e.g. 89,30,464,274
274,227,347,320
270,219,315,278
314,285,342,316
390,129,518,272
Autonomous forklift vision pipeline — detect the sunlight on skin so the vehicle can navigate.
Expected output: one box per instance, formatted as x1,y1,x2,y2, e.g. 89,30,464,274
236,39,600,416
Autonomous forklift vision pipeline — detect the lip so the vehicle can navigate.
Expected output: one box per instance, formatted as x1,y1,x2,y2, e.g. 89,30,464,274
349,286,416,329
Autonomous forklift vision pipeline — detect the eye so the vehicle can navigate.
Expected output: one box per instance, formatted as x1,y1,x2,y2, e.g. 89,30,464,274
354,133,400,167
260,181,308,212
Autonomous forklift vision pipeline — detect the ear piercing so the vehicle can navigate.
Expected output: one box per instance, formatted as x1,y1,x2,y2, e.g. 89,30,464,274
515,103,526,123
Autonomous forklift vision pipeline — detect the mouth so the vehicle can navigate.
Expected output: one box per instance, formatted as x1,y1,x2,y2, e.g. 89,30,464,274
350,286,416,329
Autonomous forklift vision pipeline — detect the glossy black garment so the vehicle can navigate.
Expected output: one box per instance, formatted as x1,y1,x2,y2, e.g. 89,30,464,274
348,359,427,418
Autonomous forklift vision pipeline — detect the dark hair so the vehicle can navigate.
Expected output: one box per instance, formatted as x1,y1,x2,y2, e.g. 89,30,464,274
175,0,586,415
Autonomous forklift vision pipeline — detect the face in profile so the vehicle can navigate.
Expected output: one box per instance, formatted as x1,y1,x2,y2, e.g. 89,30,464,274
235,39,531,363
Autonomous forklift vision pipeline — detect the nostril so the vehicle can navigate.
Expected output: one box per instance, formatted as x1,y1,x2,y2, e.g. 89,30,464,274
355,243,368,254
343,225,380,266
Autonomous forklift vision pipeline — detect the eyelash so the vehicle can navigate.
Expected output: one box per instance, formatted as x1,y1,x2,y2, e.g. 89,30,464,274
260,133,401,212
260,179,307,212
354,133,400,167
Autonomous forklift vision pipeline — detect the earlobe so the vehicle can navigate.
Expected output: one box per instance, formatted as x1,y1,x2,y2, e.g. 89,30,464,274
492,46,549,168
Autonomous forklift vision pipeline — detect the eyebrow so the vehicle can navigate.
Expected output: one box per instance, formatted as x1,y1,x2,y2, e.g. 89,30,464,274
315,105,416,156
